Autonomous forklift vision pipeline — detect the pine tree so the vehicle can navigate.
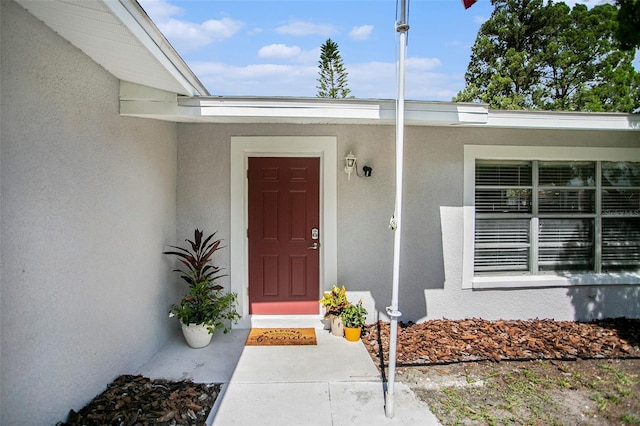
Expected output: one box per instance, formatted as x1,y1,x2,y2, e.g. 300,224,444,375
316,39,352,98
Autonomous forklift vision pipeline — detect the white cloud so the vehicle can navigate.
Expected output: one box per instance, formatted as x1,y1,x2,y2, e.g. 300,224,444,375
276,21,336,36
190,61,318,96
258,44,302,60
201,18,241,38
158,17,242,51
298,47,322,65
349,25,374,41
138,0,242,52
406,57,442,71
256,44,320,64
348,56,453,100
138,0,182,21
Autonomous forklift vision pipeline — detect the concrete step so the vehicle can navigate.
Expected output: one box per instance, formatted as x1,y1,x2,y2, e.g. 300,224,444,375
244,314,330,330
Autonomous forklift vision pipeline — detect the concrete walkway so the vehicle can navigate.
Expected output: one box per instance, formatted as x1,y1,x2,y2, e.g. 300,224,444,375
138,325,440,425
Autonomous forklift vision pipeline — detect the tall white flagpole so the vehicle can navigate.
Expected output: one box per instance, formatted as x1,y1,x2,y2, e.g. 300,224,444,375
385,0,408,418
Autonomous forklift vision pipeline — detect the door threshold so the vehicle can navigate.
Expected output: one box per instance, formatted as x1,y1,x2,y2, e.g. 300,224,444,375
237,314,329,330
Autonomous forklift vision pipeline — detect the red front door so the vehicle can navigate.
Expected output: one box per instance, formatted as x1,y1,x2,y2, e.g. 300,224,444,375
248,157,320,314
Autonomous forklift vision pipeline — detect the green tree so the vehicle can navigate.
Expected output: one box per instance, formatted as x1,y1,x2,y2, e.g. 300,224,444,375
615,0,640,50
454,0,639,112
316,39,351,98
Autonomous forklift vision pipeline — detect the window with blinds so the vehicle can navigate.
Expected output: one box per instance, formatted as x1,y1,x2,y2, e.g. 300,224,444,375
474,160,640,276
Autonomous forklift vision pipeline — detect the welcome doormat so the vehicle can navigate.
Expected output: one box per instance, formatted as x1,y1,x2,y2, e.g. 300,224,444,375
245,328,317,346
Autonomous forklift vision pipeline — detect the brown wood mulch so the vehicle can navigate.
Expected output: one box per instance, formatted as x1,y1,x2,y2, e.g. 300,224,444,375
362,318,640,368
58,375,220,426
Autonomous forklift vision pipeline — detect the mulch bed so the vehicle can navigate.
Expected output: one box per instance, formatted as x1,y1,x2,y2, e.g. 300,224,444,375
58,375,220,426
362,317,640,368
58,318,640,424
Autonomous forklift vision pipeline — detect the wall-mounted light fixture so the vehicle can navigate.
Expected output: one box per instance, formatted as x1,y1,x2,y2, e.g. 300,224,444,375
344,152,356,180
344,151,373,180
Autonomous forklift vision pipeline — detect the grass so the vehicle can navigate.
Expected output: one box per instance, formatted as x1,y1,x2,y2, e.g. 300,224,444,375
620,412,640,425
588,364,638,415
417,359,640,426
438,387,499,425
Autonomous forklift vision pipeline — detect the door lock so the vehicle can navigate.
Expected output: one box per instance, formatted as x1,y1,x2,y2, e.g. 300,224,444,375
311,228,319,240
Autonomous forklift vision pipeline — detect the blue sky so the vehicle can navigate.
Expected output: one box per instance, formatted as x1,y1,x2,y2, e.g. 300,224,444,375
138,0,616,101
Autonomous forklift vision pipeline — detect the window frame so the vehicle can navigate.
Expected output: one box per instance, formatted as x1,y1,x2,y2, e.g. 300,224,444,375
463,145,640,290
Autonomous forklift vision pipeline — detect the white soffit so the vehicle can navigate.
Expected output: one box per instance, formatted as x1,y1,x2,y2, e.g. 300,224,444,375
16,0,208,97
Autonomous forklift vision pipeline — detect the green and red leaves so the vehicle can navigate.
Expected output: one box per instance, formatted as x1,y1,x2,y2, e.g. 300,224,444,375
163,229,225,287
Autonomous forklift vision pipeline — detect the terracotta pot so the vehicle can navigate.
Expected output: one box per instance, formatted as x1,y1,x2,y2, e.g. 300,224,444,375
181,322,213,348
344,326,361,342
330,314,344,337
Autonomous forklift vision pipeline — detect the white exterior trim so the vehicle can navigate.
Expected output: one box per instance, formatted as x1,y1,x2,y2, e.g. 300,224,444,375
485,109,640,130
230,136,338,328
463,145,640,290
473,273,640,289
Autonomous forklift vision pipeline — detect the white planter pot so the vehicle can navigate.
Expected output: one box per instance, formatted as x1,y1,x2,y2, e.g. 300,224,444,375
181,322,214,348
330,314,344,337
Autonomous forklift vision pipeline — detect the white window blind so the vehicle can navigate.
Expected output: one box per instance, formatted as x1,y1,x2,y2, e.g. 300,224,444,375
601,161,640,271
474,160,640,276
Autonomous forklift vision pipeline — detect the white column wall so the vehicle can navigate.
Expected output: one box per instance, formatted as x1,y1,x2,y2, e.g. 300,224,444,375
1,2,178,423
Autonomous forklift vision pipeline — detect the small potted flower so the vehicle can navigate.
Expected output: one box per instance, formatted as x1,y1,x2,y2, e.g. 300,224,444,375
341,300,368,342
164,229,241,348
319,285,350,337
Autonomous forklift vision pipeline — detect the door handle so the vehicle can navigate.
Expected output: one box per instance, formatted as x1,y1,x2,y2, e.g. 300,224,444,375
308,242,320,250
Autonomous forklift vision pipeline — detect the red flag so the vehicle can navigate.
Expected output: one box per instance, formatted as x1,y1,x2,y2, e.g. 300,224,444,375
463,0,477,9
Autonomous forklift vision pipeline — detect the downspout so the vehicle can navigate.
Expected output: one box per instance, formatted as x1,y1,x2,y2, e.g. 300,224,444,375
385,0,408,418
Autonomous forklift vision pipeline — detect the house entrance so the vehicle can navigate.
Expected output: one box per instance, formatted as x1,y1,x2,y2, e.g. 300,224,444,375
248,157,320,314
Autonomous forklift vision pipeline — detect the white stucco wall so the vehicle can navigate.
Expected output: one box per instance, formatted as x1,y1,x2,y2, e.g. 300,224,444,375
177,122,639,324
176,124,397,323
1,2,178,423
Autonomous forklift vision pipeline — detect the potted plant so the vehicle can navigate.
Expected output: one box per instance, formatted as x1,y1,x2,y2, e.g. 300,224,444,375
319,285,350,337
164,229,241,348
341,300,368,342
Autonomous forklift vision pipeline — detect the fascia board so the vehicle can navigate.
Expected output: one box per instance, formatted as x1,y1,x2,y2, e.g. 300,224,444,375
175,98,489,125
487,110,640,131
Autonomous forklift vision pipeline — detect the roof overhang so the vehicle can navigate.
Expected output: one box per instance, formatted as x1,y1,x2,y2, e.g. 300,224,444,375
16,0,208,97
120,82,640,130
